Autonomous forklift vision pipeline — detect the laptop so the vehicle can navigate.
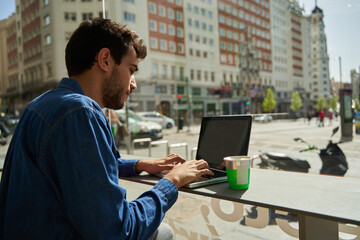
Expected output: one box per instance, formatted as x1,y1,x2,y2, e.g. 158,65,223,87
184,115,253,188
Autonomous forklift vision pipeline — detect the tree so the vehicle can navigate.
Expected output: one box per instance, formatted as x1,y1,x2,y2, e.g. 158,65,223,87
262,88,276,112
353,96,360,112
290,92,303,113
329,96,338,111
316,97,327,110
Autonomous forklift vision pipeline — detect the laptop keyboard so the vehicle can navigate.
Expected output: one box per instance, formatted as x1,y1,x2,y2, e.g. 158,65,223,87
203,168,227,179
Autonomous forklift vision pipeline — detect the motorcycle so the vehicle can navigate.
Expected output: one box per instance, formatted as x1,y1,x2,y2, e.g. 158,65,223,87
256,126,348,176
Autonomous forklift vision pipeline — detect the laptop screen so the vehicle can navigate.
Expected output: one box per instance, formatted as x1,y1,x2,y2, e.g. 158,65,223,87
195,115,252,169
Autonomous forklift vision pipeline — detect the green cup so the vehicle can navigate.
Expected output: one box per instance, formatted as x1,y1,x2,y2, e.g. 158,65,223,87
224,156,252,190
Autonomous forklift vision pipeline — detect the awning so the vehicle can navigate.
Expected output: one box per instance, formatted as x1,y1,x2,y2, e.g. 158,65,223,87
209,87,232,92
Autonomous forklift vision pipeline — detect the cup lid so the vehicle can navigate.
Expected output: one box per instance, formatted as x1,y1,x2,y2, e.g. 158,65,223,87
224,156,252,161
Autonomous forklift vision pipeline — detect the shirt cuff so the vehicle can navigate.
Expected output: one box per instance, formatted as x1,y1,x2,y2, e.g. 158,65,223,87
153,178,178,211
118,159,139,177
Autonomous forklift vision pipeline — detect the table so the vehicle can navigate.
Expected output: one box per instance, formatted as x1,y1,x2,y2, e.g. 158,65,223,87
121,166,360,240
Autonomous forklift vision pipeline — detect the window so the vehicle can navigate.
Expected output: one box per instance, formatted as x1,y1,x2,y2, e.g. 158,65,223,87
149,2,156,14
65,12,76,21
176,11,182,21
192,87,201,95
44,0,49,6
171,66,176,79
150,20,157,31
201,23,206,30
159,22,166,33
197,70,201,80
44,15,50,25
161,64,167,78
124,12,135,22
194,6,199,14
159,5,166,17
190,69,194,80
178,43,184,53
45,34,51,45
194,20,199,28
189,48,193,56
208,25,213,32
168,25,175,35
124,0,134,2
177,27,183,38
160,40,167,50
168,8,174,19
82,12,93,21
152,63,158,77
150,37,158,49
169,41,176,52
201,8,206,16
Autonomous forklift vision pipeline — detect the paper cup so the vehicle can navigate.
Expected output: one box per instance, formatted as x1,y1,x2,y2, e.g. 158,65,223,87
224,156,252,190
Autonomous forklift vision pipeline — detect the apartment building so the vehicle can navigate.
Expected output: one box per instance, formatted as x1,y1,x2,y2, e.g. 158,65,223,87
0,0,332,118
351,69,360,100
270,0,289,112
0,15,16,112
309,3,331,102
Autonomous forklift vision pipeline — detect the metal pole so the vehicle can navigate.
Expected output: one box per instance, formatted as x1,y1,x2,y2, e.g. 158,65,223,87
102,0,105,18
339,56,342,83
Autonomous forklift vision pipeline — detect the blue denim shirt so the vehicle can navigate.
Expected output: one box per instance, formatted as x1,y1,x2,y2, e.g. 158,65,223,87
0,78,178,239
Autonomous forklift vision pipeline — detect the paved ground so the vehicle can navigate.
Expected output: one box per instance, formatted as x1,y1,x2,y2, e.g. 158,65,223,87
1,118,359,239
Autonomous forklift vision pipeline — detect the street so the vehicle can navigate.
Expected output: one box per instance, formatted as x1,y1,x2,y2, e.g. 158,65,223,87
128,118,360,178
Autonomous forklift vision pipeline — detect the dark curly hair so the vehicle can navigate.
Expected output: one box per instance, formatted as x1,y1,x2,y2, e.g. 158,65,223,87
65,18,147,77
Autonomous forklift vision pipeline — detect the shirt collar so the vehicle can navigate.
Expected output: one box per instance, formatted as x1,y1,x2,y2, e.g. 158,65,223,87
58,77,85,95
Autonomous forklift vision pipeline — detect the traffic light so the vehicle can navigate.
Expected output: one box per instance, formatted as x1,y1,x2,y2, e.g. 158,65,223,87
246,100,250,105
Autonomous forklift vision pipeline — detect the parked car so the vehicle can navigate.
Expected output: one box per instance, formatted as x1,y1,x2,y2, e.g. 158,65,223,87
254,114,273,123
137,111,176,129
113,109,163,141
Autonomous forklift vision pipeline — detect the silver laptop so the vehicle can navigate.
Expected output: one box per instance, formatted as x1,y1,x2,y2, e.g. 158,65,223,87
184,115,252,188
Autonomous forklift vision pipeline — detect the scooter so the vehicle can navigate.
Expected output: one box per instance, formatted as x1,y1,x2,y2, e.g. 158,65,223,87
242,127,348,225
256,126,348,176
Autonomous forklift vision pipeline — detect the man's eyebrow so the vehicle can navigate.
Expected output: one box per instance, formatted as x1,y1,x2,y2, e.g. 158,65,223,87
130,64,139,72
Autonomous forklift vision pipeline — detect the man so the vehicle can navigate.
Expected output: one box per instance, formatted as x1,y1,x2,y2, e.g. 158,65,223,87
0,18,212,239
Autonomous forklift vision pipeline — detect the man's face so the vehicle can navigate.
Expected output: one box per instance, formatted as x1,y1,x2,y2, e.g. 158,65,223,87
102,48,138,109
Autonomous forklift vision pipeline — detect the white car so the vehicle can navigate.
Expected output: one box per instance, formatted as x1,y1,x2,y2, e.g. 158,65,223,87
137,112,176,129
254,114,273,123
112,109,163,141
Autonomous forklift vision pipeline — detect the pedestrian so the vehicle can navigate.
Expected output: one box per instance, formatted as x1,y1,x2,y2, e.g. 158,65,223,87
0,18,213,239
306,111,312,125
318,109,325,127
328,110,334,126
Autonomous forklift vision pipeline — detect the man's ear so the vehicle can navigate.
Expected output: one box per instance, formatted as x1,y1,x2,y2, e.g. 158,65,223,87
97,48,111,72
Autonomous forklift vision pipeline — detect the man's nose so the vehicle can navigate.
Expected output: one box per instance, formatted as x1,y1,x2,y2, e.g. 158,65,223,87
130,75,137,90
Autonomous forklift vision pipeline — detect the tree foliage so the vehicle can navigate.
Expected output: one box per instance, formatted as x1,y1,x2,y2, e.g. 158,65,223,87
329,96,338,111
290,92,303,112
354,96,360,112
316,97,327,110
262,88,276,112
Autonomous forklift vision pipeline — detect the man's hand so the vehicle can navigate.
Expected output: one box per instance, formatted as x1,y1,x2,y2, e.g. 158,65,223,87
163,160,213,189
135,154,185,175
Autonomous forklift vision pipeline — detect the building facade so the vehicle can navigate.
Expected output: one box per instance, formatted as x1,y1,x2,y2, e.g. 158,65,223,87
309,3,331,102
0,0,333,120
